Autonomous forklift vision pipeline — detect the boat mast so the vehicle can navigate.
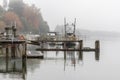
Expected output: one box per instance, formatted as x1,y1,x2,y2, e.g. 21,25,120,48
73,18,76,35
64,18,76,37
64,18,67,39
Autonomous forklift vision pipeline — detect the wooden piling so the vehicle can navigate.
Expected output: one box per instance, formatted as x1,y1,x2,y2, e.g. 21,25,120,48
41,41,44,53
22,42,27,74
6,47,9,71
95,40,100,60
22,43,27,59
79,40,83,60
22,59,26,79
11,44,16,58
63,42,67,60
24,43,27,72
64,51,66,60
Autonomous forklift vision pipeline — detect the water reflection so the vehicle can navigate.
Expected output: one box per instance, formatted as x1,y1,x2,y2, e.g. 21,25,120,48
64,51,85,71
0,58,26,80
64,51,75,70
0,42,100,80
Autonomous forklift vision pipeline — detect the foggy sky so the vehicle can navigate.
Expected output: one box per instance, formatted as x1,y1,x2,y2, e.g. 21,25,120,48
1,0,120,32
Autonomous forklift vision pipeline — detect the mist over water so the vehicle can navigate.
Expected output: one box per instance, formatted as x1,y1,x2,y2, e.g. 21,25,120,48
0,37,120,80
0,0,120,80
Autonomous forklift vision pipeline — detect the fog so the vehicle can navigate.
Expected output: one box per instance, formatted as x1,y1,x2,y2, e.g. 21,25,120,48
1,0,120,32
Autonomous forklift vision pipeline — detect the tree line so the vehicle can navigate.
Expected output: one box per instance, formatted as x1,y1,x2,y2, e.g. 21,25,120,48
0,0,49,34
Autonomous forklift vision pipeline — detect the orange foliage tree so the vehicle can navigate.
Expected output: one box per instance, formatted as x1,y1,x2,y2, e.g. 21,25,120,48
23,4,40,29
3,11,23,30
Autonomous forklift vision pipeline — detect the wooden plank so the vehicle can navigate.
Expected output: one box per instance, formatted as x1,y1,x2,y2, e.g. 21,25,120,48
36,48,95,51
29,40,82,42
0,70,23,73
0,40,26,44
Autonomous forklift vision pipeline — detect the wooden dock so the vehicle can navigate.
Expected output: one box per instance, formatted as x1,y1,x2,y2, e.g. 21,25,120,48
36,48,96,51
30,40,100,60
0,26,27,77
28,40,84,43
0,40,26,43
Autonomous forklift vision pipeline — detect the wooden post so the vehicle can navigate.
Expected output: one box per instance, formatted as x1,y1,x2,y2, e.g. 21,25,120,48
95,40,100,60
22,42,27,73
22,59,26,80
11,44,16,59
64,18,67,60
6,46,9,71
64,51,66,60
63,42,66,60
25,43,27,59
22,43,26,59
41,41,44,53
79,40,83,60
24,43,27,72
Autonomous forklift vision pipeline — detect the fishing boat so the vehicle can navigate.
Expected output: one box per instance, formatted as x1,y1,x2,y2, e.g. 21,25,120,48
64,33,76,48
63,18,77,48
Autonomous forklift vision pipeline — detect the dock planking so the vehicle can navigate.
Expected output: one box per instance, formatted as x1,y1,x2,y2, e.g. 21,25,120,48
0,40,26,44
36,48,96,52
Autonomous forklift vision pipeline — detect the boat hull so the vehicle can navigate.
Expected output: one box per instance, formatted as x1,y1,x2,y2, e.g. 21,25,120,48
63,42,76,48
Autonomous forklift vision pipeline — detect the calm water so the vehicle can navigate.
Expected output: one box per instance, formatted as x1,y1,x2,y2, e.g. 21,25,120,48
0,39,120,80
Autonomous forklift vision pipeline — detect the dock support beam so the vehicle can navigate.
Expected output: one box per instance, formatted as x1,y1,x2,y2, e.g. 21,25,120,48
95,40,100,60
6,47,9,72
11,44,16,59
22,43,27,73
79,40,83,60
63,42,66,60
